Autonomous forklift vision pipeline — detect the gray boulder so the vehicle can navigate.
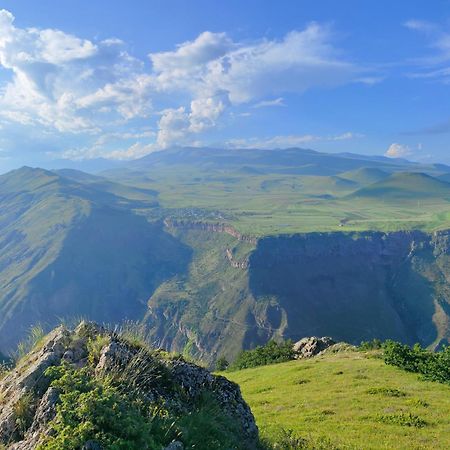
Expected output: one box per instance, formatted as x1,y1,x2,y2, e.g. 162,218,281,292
293,336,335,359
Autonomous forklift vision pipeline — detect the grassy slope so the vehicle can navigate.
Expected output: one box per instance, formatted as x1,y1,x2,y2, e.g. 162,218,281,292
224,352,450,450
0,167,188,351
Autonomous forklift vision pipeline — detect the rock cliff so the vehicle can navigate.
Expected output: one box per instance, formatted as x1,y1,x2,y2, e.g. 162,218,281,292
145,228,450,364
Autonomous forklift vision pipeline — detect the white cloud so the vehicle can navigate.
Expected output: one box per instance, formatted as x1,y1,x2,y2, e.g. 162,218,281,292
0,9,152,132
148,24,362,146
405,19,450,81
156,107,191,148
227,132,361,149
252,97,286,108
0,10,368,160
151,31,233,73
385,143,411,158
149,24,359,102
57,140,157,161
156,92,229,147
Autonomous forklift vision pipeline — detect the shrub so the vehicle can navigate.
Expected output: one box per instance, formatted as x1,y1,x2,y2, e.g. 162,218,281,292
366,387,406,397
177,393,243,449
231,340,295,370
359,339,383,351
39,360,249,450
13,392,35,438
375,412,427,428
39,364,160,450
263,428,341,450
383,341,450,384
87,334,110,365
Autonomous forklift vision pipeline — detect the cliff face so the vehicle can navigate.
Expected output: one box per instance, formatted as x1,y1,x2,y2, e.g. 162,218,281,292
145,229,450,364
249,231,450,349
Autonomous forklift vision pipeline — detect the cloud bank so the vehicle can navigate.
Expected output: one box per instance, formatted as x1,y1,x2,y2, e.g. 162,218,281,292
0,10,363,160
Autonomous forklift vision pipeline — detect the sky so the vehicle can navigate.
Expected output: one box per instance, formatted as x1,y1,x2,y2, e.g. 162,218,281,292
0,0,450,172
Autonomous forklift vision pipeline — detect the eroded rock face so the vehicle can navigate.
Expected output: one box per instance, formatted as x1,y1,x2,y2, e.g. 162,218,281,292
0,322,258,450
293,336,335,359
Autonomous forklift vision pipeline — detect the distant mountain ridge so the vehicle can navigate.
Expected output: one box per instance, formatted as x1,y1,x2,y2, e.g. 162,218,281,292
114,146,450,177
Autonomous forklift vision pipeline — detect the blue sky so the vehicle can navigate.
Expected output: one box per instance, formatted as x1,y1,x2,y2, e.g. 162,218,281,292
0,0,450,172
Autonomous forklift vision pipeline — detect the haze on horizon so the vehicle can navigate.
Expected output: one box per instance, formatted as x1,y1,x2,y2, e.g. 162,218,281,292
0,0,449,173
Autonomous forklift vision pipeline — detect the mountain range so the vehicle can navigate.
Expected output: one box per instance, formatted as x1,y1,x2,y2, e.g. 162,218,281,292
1,147,450,362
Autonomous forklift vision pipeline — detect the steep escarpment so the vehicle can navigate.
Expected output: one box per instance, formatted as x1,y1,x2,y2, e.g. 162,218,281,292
249,230,450,349
145,229,450,364
164,219,257,244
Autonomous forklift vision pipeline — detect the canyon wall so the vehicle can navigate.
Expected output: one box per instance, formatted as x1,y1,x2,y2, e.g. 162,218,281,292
249,230,450,349
146,229,450,364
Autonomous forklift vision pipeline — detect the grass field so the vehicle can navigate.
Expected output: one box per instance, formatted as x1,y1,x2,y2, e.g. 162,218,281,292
223,351,450,449
109,166,450,236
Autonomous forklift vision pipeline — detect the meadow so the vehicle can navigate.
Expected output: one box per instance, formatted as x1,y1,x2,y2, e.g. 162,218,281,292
110,164,450,236
224,351,450,449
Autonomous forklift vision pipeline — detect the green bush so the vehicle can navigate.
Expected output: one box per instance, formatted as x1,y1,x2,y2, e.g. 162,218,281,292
177,393,243,449
359,339,383,351
261,428,341,450
366,387,406,397
383,341,450,385
231,340,295,370
375,412,427,428
13,392,35,438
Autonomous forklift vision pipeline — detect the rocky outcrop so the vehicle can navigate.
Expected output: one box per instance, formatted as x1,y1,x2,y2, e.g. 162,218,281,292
0,326,71,449
293,336,335,359
165,219,257,244
0,322,258,450
226,248,249,269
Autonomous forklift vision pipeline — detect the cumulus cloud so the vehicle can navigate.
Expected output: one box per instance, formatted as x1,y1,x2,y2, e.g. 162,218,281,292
0,9,151,132
149,24,358,103
0,10,366,159
385,143,412,158
149,24,361,147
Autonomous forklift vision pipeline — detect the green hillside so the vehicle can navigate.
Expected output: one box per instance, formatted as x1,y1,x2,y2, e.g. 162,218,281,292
103,148,450,234
0,167,189,352
351,172,450,200
2,149,450,360
224,351,450,449
340,167,390,185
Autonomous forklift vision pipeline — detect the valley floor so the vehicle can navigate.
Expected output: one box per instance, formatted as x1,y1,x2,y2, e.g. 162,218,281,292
223,351,450,450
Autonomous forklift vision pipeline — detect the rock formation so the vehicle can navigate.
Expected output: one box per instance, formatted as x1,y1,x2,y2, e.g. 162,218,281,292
0,322,258,450
164,219,257,244
292,336,336,359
